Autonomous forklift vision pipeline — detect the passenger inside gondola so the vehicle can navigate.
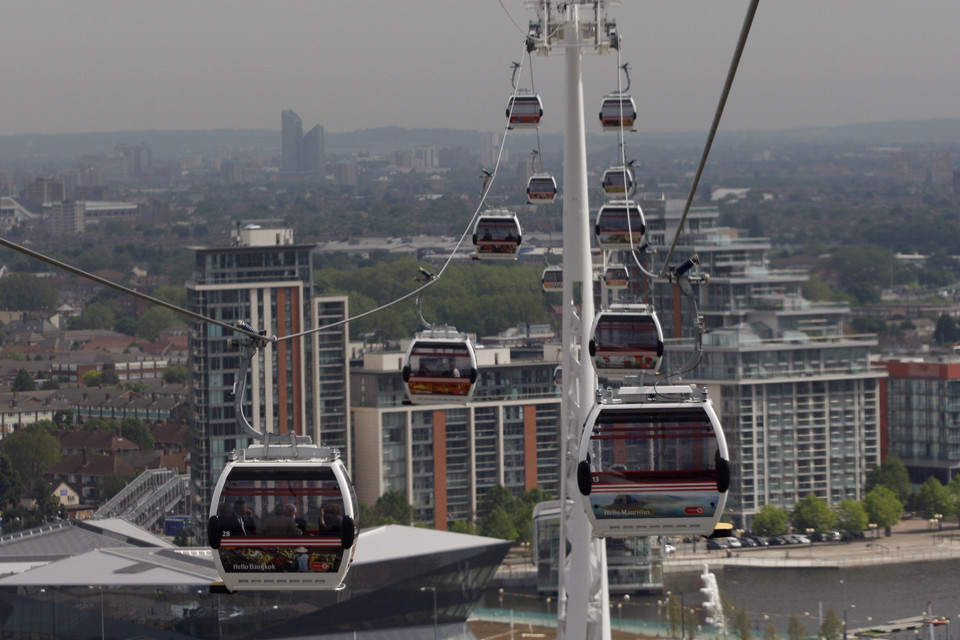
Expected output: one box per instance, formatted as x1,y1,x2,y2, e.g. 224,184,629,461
319,503,343,534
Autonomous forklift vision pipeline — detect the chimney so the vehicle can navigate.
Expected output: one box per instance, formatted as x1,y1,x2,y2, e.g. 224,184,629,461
81,448,88,468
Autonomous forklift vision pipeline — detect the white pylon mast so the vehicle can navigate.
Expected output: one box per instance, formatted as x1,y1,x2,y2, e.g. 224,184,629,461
525,2,619,638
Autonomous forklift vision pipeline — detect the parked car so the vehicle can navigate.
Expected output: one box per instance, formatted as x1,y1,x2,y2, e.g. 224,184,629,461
767,535,789,545
706,537,730,550
726,538,743,549
738,536,758,548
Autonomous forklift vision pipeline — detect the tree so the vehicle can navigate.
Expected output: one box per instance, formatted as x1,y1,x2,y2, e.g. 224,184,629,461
787,614,807,640
934,313,960,345
0,451,24,508
70,302,116,330
11,368,36,392
731,606,752,640
0,273,58,311
479,506,518,541
82,370,103,387
477,485,515,521
820,609,844,640
163,364,190,384
118,418,154,451
792,493,836,533
0,424,61,492
913,477,954,520
138,306,178,341
763,621,778,640
368,490,414,525
948,475,960,525
752,504,789,537
100,369,120,386
665,594,682,639
862,486,903,529
449,520,476,535
865,457,911,504
834,498,869,534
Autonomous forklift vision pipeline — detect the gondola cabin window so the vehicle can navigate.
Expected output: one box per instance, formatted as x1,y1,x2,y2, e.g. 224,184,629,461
590,311,663,373
210,463,355,590
473,214,522,259
599,94,637,131
595,203,645,250
578,391,730,537
402,333,478,404
507,94,544,128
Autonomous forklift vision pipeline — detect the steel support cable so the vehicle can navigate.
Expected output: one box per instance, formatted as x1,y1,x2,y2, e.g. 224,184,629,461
0,236,266,341
658,0,760,278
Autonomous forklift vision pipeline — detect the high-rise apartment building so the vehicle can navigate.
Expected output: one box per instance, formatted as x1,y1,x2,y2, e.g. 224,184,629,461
281,110,324,176
351,347,561,529
639,197,885,529
876,356,960,484
187,224,349,532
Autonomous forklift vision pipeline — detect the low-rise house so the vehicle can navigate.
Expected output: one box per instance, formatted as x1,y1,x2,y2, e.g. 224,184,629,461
45,450,137,502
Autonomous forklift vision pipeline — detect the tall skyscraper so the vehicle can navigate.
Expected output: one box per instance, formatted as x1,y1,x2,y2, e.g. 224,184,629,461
301,125,325,176
187,224,349,535
281,110,324,176
281,110,303,174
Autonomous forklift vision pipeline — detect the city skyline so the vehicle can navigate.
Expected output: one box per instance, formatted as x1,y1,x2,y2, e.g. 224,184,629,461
0,2,958,138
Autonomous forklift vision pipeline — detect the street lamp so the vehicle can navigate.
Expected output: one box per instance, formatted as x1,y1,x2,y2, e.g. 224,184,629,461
420,586,438,640
546,596,551,615
845,604,856,640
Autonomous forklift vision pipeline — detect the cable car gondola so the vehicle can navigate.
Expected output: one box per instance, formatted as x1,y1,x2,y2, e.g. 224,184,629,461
402,326,478,404
542,265,563,292
527,173,558,204
473,210,522,260
588,304,663,375
507,93,544,129
603,264,629,290
599,93,637,132
576,385,731,537
208,444,358,591
595,201,645,250
207,327,357,591
601,165,635,197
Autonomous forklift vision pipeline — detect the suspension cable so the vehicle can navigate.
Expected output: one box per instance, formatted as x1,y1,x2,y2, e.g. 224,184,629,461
658,0,760,277
0,236,267,341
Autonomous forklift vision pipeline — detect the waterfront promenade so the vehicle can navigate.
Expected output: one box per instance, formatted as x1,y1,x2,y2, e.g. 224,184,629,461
667,517,960,572
492,517,960,587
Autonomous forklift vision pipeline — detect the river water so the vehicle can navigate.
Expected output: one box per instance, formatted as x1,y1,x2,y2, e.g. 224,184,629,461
484,561,960,638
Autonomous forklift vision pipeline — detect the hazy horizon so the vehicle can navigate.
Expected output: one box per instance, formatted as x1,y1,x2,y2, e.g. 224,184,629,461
2,2,959,138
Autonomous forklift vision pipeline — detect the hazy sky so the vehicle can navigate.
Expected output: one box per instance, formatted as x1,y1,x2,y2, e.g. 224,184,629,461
2,1,959,137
